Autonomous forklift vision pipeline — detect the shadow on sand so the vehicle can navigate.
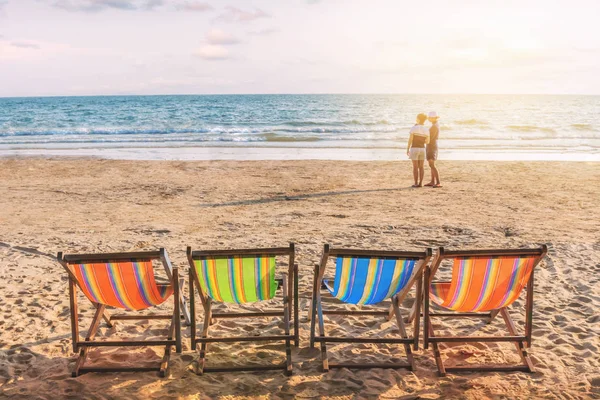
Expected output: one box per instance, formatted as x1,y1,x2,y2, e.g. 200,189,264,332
198,187,413,208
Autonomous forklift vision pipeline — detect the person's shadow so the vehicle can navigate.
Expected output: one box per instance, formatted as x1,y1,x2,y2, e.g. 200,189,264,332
198,187,414,208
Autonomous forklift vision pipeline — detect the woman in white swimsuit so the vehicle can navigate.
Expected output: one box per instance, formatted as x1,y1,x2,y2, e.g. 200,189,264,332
406,113,430,187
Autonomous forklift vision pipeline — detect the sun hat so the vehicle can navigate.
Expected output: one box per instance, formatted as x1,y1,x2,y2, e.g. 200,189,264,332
428,111,439,118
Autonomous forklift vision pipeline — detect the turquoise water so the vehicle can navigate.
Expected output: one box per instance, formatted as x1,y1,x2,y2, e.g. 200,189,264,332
1,94,599,159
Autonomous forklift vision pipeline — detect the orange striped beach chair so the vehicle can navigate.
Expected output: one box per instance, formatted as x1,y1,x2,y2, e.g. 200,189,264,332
186,243,298,375
424,246,548,376
57,249,190,377
309,244,432,371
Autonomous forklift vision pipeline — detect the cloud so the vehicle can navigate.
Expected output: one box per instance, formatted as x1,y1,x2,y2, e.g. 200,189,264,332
174,1,212,12
195,44,230,60
46,0,215,12
306,0,321,4
11,41,41,49
248,28,279,36
216,6,269,23
205,29,239,45
51,0,165,12
0,39,73,61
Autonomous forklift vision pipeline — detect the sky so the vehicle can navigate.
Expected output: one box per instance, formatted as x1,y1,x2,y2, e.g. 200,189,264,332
0,0,599,97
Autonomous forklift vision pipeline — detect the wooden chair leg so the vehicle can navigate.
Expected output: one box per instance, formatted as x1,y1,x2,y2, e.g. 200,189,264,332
427,308,533,376
525,271,535,348
87,304,106,341
293,263,299,347
393,296,415,370
316,294,329,372
428,322,446,376
488,308,500,324
309,265,319,348
173,268,182,354
72,348,89,377
179,277,192,326
423,265,430,350
196,299,212,375
386,303,395,322
282,277,293,376
72,305,105,377
160,315,177,377
412,275,422,350
173,268,182,353
94,304,114,328
407,274,423,325
500,308,535,372
189,270,197,351
160,345,171,378
407,304,416,323
102,312,113,327
69,279,79,353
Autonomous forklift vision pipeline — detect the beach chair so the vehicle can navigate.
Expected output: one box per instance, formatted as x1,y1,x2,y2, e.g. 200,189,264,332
186,243,298,375
423,245,548,376
309,244,432,371
56,248,190,377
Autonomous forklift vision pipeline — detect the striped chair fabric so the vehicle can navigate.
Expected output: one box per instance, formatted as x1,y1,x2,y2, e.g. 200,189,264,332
193,256,278,304
324,257,416,305
71,259,173,311
430,256,536,312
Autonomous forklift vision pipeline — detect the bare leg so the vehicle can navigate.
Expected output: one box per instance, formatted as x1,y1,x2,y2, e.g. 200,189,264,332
418,160,425,186
412,160,419,186
430,160,440,185
427,160,436,185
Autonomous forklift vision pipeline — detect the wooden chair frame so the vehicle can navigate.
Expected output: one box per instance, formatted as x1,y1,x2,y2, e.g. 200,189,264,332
187,243,298,376
57,248,191,377
423,246,548,376
309,244,432,371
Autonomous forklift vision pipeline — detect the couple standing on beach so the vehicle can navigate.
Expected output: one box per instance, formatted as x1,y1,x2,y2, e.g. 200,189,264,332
406,111,441,188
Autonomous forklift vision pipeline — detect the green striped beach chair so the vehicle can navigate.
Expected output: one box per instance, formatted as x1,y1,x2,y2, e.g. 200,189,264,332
186,243,298,375
309,244,432,371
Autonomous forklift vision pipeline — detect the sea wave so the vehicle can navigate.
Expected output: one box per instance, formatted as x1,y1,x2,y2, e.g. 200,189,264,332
273,126,397,134
282,120,392,127
507,125,556,133
282,121,339,127
571,123,596,131
258,133,321,142
455,119,488,125
0,125,401,137
342,119,391,125
0,128,211,137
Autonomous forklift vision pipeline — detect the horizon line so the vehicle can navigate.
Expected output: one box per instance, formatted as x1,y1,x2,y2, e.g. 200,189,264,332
2,92,600,99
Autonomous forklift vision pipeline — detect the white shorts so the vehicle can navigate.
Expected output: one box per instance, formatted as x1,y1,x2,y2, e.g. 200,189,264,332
409,148,425,161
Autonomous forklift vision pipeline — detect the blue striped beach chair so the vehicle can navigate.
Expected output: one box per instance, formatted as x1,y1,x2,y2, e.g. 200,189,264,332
309,244,432,371
186,243,298,376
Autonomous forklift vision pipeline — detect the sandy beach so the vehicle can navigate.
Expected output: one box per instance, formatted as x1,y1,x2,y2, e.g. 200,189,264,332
0,158,598,399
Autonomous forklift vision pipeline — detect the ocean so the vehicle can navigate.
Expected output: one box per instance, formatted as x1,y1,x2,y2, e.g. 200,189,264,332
1,94,599,161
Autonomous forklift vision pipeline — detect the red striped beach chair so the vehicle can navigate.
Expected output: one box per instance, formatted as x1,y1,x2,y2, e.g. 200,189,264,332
309,244,432,371
424,246,548,376
56,248,190,377
186,243,298,375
